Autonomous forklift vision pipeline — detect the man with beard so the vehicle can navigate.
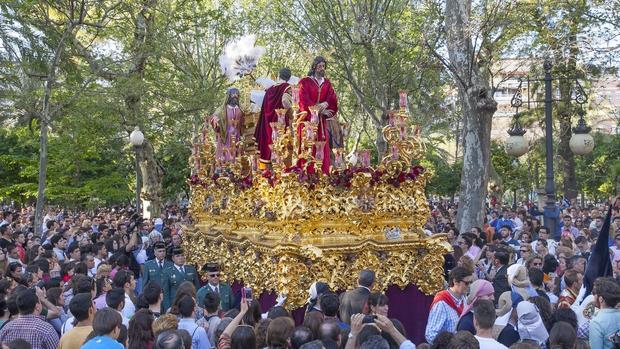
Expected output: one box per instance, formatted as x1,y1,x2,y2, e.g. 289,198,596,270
297,56,338,174
210,88,245,162
255,67,293,169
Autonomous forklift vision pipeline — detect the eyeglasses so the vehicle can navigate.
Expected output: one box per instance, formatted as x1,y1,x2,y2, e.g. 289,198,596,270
208,273,220,277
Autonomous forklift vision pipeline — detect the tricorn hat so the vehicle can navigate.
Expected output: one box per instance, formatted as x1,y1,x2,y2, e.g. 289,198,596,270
202,262,221,273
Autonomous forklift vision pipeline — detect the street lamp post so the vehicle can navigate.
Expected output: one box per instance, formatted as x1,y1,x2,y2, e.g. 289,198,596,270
542,60,559,239
505,59,594,238
129,127,144,213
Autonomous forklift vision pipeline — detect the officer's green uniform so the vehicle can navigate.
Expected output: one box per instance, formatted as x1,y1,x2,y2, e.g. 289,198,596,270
196,282,235,312
142,258,173,289
162,264,201,310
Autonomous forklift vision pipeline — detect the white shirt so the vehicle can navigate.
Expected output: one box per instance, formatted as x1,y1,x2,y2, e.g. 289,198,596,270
475,335,508,349
116,310,130,327
122,293,136,319
531,239,557,255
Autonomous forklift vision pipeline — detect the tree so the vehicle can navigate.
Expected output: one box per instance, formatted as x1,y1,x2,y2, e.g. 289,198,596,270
1,0,122,233
440,0,499,233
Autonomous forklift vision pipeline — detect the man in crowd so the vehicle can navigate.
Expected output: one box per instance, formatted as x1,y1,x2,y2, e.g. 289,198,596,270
113,270,136,319
473,299,507,348
196,262,234,312
558,269,583,309
339,269,374,324
589,277,620,349
0,288,59,348
425,266,471,343
162,247,200,310
58,293,95,349
142,241,172,289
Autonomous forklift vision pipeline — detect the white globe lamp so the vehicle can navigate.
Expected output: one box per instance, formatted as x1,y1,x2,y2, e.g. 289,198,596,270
505,116,528,157
129,127,144,147
569,112,594,155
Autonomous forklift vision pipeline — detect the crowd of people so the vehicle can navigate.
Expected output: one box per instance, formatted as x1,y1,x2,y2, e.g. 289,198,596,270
0,198,617,349
423,198,620,349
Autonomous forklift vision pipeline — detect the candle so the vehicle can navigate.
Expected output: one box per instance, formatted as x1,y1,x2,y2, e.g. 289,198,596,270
291,86,300,109
315,141,325,161
309,105,320,124
399,91,408,109
276,108,286,125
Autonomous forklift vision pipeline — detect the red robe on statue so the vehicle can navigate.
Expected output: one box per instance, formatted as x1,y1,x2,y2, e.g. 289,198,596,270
297,76,338,174
254,83,290,165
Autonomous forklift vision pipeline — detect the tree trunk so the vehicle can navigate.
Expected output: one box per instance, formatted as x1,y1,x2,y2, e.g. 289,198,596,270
138,141,162,219
34,118,49,236
557,108,577,199
34,25,72,236
445,0,498,233
374,110,390,160
126,0,160,219
555,6,581,201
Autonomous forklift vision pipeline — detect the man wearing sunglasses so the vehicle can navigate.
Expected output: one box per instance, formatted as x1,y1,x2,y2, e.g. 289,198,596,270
196,262,234,312
425,266,472,343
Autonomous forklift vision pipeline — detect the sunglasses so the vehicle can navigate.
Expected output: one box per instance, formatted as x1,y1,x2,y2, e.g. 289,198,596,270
208,273,220,277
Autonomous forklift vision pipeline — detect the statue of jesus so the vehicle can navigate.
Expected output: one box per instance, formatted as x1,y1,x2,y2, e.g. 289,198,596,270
297,56,339,174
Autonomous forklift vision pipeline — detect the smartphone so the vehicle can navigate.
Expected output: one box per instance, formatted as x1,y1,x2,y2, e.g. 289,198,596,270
362,315,377,324
242,287,253,300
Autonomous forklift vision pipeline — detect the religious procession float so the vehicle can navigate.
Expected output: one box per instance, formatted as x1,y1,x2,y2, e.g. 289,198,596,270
184,35,451,310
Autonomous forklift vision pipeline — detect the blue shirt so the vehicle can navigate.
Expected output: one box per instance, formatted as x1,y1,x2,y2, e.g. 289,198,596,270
589,308,620,349
81,335,123,349
493,218,515,231
425,292,464,343
177,318,210,349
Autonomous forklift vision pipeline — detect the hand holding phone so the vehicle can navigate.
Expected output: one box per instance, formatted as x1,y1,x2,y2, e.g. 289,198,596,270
242,287,253,301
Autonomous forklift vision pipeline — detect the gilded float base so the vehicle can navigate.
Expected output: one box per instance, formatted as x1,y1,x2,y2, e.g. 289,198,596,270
183,222,451,309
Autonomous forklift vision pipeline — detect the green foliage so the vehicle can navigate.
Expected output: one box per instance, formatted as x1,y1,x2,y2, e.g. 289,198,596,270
490,141,530,193
424,153,462,197
0,125,133,207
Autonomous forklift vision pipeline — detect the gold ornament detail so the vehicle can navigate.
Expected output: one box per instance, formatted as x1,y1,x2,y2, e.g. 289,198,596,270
186,92,450,309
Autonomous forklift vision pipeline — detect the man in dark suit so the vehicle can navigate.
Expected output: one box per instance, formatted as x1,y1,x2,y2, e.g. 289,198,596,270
142,241,173,289
161,247,200,310
339,269,375,324
492,249,511,304
196,263,235,312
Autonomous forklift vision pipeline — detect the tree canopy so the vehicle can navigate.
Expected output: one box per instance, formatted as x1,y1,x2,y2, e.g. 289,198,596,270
0,0,618,210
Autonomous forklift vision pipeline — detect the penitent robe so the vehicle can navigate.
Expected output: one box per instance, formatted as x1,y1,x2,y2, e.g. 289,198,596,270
297,76,338,174
254,82,290,166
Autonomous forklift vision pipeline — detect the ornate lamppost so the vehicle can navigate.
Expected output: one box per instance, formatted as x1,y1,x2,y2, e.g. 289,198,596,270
129,127,144,212
505,60,594,237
